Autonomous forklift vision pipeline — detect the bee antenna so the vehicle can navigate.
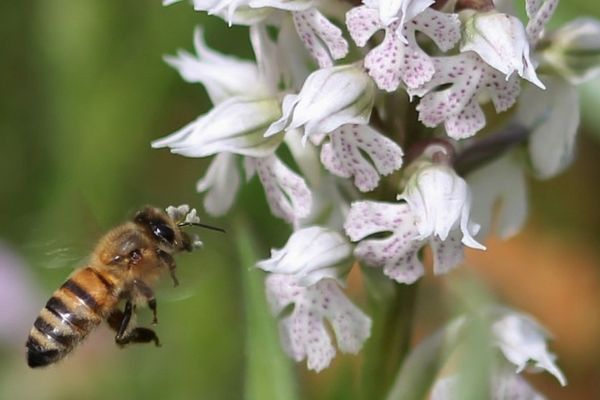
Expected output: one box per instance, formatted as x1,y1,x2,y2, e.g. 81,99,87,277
178,222,226,233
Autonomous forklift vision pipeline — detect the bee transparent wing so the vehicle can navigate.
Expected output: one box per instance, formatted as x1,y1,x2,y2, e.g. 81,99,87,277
159,287,197,303
25,240,89,270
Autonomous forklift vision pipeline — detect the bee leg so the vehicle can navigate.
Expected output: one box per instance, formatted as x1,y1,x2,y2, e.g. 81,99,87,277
119,327,161,347
133,279,158,324
157,249,179,287
108,302,161,347
108,301,134,347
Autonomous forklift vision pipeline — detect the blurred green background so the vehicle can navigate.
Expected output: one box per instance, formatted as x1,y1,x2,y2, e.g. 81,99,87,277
1,1,599,399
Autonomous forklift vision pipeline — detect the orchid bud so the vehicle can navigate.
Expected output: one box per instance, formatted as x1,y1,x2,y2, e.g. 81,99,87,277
266,64,375,142
461,10,545,88
257,226,351,286
152,97,284,158
399,146,484,249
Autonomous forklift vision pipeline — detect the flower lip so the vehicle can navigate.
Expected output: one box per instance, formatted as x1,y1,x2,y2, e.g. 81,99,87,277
265,274,372,372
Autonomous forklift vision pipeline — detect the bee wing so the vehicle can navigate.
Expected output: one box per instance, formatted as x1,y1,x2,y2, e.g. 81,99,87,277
24,240,88,270
160,287,197,303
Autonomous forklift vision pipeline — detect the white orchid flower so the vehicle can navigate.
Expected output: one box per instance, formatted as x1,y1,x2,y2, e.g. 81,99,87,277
461,11,545,89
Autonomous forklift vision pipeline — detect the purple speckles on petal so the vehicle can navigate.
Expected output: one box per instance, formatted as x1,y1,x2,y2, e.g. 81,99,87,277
430,231,464,275
320,124,404,192
265,274,372,372
526,0,559,44
294,9,349,69
249,154,312,225
346,7,461,91
345,200,471,284
344,201,425,284
411,52,521,139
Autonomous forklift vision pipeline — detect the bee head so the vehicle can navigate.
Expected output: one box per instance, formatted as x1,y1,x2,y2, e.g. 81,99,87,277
134,205,224,252
134,207,179,248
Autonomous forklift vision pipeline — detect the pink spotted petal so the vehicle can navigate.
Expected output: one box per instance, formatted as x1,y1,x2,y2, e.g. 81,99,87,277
405,8,461,52
293,9,349,68
364,22,433,91
265,274,372,372
344,201,425,284
345,5,383,47
429,230,464,275
412,52,521,139
363,8,460,91
526,0,544,17
444,97,486,139
344,200,408,241
526,0,559,44
249,155,312,225
487,72,521,113
320,124,403,192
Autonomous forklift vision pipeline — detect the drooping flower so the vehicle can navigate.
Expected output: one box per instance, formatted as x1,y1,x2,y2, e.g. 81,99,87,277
408,52,521,139
257,226,371,371
491,308,566,386
266,64,376,143
320,124,404,192
346,5,460,91
461,10,545,88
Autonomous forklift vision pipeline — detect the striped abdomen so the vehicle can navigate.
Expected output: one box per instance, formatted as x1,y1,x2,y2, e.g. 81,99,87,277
26,267,118,368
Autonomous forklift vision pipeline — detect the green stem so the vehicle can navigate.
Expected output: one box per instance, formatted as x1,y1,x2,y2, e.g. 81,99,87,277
360,277,420,400
234,214,299,400
382,284,420,388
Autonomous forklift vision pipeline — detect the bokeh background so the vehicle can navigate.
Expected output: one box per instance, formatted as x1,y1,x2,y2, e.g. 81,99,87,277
1,1,599,399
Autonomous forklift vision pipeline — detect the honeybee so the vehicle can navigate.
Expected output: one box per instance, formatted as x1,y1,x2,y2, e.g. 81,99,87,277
26,205,223,368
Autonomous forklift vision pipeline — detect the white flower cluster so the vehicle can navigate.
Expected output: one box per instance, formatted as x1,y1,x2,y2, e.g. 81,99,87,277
154,0,600,377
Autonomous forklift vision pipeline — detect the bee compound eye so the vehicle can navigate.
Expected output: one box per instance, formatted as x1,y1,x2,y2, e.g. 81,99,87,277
151,222,175,244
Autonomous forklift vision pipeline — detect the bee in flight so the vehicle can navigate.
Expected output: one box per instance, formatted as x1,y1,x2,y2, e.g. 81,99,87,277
26,205,223,368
